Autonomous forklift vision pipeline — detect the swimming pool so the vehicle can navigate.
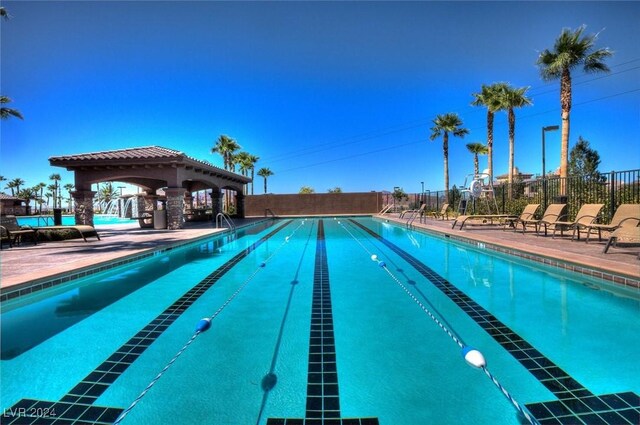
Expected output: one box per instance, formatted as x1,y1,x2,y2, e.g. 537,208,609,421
17,214,133,227
1,217,638,424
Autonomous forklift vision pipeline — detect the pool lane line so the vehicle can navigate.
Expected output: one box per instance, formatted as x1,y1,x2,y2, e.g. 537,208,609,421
2,220,293,425
339,220,539,425
255,220,316,425
349,218,640,425
115,219,308,425
267,219,380,424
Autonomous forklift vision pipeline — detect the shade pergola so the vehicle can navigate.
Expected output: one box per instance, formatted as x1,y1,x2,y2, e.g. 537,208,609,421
50,146,251,229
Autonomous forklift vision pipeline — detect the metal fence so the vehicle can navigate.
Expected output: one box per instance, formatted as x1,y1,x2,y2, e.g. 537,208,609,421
407,169,640,223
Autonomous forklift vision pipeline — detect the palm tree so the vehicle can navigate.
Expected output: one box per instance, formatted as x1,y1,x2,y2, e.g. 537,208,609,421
0,7,10,20
429,113,469,202
8,177,25,196
466,142,488,175
537,25,612,182
257,167,274,194
49,174,61,209
235,152,253,194
64,183,75,212
248,154,260,195
471,84,503,182
498,84,532,195
211,135,241,171
17,188,35,215
36,182,47,214
0,96,23,120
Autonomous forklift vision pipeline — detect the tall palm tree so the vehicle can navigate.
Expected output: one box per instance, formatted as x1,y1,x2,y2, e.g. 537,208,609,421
466,142,488,175
8,177,25,196
470,84,503,183
36,182,47,214
429,113,469,202
0,96,23,120
537,25,612,182
49,174,61,209
235,152,253,194
0,175,6,193
211,135,241,171
248,154,260,195
0,7,10,20
64,183,75,212
498,84,532,193
257,167,274,194
18,188,35,214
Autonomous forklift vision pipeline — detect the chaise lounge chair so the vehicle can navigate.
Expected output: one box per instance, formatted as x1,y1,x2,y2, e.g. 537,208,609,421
509,204,540,233
544,203,604,240
0,215,38,248
431,203,450,220
526,204,567,236
35,224,101,242
602,225,640,256
584,203,640,243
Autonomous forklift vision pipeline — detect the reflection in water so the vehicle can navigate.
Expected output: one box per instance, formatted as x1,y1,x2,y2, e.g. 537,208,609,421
1,222,275,360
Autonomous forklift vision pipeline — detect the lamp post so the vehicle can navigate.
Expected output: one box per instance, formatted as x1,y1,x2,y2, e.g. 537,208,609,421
542,125,559,212
421,181,424,205
393,186,399,213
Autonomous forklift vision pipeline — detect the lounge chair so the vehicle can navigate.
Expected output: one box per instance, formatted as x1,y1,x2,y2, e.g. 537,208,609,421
526,204,567,236
0,215,38,248
451,212,518,230
509,204,541,233
544,203,604,240
431,203,450,220
602,225,640,255
584,203,640,243
35,224,101,242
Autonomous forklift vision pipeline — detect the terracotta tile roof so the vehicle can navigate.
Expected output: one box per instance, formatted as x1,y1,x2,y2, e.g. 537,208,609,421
0,193,24,201
49,146,184,162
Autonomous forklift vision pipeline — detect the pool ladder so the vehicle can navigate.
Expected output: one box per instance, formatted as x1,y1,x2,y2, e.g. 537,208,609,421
215,213,236,233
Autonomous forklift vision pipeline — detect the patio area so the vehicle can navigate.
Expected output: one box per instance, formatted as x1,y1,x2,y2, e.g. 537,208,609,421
0,215,638,295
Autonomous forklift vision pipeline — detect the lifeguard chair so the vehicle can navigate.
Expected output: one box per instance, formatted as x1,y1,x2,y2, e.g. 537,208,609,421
457,170,498,216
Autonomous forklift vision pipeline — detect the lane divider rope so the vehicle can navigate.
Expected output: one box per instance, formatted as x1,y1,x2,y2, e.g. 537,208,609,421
336,220,540,425
114,220,307,424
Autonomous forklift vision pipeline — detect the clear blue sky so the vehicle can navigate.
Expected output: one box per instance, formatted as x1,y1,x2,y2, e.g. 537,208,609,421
1,1,639,196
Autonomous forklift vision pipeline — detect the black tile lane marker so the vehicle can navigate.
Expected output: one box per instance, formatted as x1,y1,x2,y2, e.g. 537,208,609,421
267,220,379,425
1,220,293,425
350,219,639,425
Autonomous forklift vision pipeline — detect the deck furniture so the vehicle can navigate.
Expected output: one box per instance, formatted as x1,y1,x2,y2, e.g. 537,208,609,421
530,204,568,236
34,225,101,242
0,215,38,248
509,204,541,233
544,203,604,240
584,203,640,243
431,203,450,220
603,225,640,257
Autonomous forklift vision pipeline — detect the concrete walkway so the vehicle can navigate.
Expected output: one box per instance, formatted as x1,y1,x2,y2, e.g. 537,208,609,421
1,215,638,292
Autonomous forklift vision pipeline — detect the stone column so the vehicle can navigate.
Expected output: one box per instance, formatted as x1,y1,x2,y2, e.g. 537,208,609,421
236,193,245,218
71,190,97,226
211,190,222,217
164,187,186,230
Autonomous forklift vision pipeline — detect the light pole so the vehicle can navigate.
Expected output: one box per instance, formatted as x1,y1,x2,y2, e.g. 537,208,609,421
420,181,424,204
393,186,399,212
542,125,559,211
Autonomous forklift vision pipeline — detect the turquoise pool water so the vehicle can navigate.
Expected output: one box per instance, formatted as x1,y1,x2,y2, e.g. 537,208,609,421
1,217,638,425
17,214,133,227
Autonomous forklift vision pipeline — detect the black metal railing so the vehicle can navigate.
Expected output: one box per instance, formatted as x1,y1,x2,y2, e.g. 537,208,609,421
408,169,640,222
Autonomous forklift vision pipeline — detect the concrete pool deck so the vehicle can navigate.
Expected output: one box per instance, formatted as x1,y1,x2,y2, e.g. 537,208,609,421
0,215,638,293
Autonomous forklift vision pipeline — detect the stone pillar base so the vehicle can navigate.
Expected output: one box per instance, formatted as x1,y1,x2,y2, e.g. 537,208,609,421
164,187,186,230
71,190,97,226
